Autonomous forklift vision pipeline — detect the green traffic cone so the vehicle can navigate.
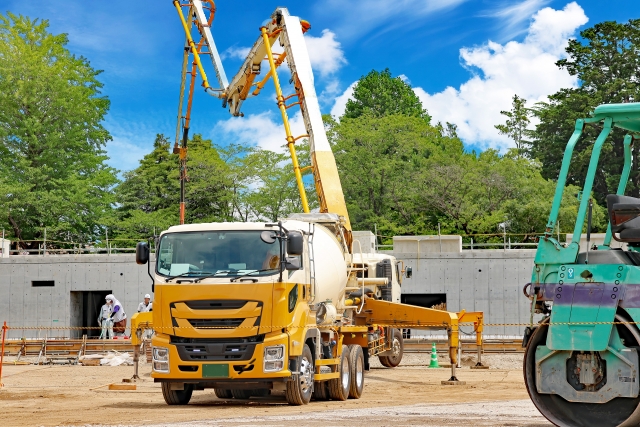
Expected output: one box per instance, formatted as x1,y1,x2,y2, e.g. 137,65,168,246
428,342,440,368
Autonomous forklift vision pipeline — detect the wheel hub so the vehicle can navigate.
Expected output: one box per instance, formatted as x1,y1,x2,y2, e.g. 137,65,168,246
299,356,313,394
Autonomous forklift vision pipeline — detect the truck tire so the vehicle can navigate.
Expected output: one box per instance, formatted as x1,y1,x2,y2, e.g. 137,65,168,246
347,345,364,399
378,329,403,368
313,380,329,401
231,389,252,399
214,388,232,399
328,345,350,401
285,344,314,405
161,382,193,405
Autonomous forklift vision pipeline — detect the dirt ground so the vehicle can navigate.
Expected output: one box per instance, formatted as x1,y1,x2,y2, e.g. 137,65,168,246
0,353,549,427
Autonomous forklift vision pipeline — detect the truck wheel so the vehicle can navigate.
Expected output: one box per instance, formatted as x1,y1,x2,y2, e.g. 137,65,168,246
231,389,252,399
161,382,193,405
313,381,329,401
214,388,232,399
285,344,314,405
378,329,403,368
347,345,364,399
328,345,350,401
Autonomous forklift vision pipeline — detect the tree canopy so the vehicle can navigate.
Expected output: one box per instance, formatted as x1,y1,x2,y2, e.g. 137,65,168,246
0,13,117,247
529,19,640,205
344,69,430,121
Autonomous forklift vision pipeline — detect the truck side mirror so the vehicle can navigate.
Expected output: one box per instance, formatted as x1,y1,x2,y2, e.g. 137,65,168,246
287,231,303,255
136,242,149,265
405,266,412,279
285,256,301,270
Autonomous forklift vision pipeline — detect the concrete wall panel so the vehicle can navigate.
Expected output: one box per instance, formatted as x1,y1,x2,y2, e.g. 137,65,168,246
1,250,539,338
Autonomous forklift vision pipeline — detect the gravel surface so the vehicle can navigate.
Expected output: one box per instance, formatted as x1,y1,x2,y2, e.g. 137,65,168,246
0,354,545,427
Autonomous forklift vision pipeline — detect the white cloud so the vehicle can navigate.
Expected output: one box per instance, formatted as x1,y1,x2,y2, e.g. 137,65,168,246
330,82,357,118
415,2,588,151
484,0,551,40
221,46,251,61
304,29,347,78
398,74,411,85
213,111,306,153
106,137,150,174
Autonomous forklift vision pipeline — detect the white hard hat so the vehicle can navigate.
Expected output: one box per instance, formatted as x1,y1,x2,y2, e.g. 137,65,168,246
144,294,151,299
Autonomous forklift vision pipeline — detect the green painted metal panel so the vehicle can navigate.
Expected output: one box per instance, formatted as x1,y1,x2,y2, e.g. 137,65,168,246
202,363,229,378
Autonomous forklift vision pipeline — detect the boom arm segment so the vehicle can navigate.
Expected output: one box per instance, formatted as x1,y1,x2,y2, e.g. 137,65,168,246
173,4,352,233
223,8,351,231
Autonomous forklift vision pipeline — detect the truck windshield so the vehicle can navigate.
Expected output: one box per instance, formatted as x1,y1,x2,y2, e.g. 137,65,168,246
156,231,280,278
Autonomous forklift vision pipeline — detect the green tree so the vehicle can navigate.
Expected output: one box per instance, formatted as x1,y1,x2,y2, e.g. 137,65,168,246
111,134,233,241
344,69,430,121
530,19,640,204
495,95,531,156
217,142,317,222
331,113,462,238
0,13,117,248
417,150,605,240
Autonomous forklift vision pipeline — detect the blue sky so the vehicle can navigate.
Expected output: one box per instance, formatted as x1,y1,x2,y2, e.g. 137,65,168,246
4,0,639,173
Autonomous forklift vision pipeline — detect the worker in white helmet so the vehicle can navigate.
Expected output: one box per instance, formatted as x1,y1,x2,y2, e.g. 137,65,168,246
98,300,113,339
137,293,153,338
137,294,153,313
105,294,127,337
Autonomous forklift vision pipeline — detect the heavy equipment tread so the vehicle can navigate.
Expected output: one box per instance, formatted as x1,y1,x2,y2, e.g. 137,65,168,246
161,382,193,405
328,345,350,401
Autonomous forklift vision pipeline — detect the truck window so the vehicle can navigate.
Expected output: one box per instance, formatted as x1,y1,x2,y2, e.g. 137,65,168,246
156,231,281,278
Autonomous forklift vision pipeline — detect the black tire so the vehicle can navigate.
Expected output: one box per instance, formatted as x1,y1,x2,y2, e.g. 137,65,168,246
161,382,193,405
285,344,314,405
347,345,364,399
214,388,232,399
378,329,403,368
231,389,252,399
328,345,350,401
312,380,329,401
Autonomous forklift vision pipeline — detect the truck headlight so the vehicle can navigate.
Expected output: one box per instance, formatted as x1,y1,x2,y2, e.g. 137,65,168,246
263,345,285,372
152,346,169,372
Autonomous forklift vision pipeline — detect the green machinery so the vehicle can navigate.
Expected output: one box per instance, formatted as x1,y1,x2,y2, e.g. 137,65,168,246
524,103,640,427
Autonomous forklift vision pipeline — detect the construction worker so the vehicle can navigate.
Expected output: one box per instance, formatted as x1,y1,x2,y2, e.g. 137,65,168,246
97,301,113,339
137,293,153,339
105,294,127,337
137,294,153,313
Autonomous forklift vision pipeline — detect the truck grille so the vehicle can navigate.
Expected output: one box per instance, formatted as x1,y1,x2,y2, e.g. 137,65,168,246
188,318,244,328
170,300,262,332
172,336,263,361
184,300,247,310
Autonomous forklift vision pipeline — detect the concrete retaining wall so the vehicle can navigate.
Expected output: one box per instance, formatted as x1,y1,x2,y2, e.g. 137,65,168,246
0,246,538,338
0,254,152,339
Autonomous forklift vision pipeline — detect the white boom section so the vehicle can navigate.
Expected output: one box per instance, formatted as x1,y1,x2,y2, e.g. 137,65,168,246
223,8,351,229
192,0,228,91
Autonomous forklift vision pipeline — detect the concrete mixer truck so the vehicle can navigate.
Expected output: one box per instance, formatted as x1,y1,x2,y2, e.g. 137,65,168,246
133,1,485,406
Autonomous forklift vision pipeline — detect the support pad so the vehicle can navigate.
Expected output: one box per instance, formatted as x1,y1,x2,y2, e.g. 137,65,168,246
471,364,489,370
441,379,467,386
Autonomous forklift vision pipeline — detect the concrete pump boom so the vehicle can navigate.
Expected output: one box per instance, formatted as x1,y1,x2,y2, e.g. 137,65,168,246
174,3,351,235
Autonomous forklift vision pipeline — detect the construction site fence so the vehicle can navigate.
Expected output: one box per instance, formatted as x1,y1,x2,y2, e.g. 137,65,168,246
0,233,548,256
